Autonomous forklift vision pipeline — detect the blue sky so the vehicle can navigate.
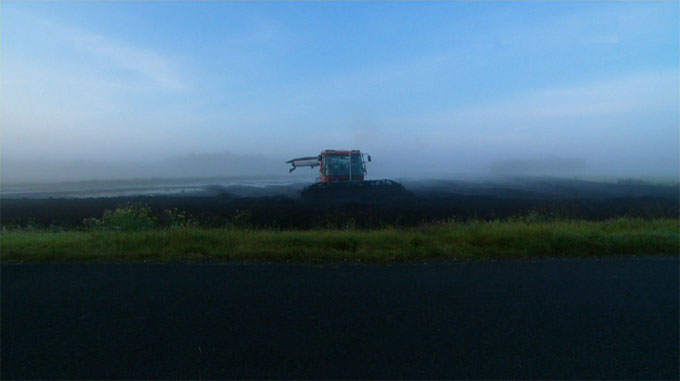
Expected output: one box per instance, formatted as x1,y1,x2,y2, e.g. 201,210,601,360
2,1,678,178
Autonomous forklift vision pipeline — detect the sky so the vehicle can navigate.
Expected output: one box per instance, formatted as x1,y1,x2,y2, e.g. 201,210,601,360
1,1,678,182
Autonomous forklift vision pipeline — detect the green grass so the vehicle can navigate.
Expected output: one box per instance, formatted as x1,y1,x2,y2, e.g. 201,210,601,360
2,218,678,263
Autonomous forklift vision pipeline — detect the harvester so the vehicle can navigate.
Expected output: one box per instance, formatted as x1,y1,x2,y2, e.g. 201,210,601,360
286,149,408,201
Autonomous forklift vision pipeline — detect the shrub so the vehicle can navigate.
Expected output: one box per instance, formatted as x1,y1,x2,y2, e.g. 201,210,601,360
97,203,158,231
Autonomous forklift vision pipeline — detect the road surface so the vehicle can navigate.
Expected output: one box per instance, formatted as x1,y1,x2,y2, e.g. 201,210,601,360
2,257,678,379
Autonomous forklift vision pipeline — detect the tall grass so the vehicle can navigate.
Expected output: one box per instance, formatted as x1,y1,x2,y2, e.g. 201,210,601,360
2,218,678,263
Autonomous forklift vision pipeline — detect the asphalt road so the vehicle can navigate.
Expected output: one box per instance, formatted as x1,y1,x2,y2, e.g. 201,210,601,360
2,257,678,380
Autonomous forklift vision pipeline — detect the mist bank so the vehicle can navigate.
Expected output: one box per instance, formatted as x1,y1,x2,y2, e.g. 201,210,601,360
1,153,294,184
2,151,678,185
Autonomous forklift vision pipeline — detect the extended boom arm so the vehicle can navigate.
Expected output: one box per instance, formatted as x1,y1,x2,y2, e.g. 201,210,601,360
286,155,321,173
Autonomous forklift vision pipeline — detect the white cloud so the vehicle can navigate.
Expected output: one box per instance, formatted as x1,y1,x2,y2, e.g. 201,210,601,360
66,30,183,90
380,70,678,130
17,14,185,91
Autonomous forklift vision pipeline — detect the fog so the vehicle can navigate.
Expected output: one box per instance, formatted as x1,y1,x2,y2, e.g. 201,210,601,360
3,150,675,185
2,2,678,185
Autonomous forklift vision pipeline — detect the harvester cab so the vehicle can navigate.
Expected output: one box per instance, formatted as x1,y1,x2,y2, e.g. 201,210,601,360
286,150,408,201
286,150,371,183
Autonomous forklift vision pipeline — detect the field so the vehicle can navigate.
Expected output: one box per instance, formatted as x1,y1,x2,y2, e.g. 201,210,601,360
2,218,678,263
2,178,678,263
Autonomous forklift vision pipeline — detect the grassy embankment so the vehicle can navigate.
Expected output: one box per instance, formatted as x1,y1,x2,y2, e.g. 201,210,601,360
2,218,678,263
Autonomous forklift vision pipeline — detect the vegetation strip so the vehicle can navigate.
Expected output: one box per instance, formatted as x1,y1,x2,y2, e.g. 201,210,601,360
2,218,678,263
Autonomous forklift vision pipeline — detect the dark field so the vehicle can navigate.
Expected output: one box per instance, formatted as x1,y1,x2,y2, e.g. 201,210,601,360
2,177,678,229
